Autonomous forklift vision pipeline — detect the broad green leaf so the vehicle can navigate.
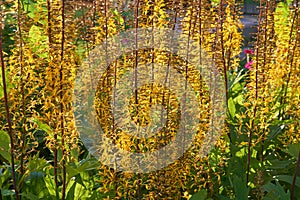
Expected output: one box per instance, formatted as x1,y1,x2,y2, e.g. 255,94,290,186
28,25,48,58
23,171,48,198
66,165,80,181
74,174,86,188
234,94,244,106
34,119,53,135
266,159,293,169
0,69,12,99
77,157,100,172
228,97,236,118
21,192,39,200
235,147,247,158
286,143,300,159
0,168,10,188
2,189,15,196
276,175,300,188
263,181,290,200
267,125,285,141
0,130,11,163
214,194,230,200
190,189,207,200
233,175,249,200
66,182,76,200
44,175,57,197
230,83,243,97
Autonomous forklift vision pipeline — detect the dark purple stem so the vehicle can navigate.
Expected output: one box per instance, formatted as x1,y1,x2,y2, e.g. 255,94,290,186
0,17,20,200
60,0,66,199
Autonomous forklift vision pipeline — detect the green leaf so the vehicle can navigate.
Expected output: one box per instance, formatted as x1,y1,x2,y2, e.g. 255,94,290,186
228,97,236,118
266,159,293,169
111,9,125,25
66,165,80,182
263,181,290,200
23,171,47,198
34,119,53,135
74,174,86,188
28,25,48,58
230,83,243,96
276,175,300,188
66,182,76,200
214,195,230,200
0,168,10,188
21,192,39,200
190,189,207,200
0,69,12,99
77,157,100,172
233,175,249,200
0,130,11,163
2,189,15,196
228,69,246,92
27,155,48,172
267,125,285,141
22,0,47,25
234,94,243,106
44,175,57,197
211,0,221,6
33,119,63,145
286,143,300,159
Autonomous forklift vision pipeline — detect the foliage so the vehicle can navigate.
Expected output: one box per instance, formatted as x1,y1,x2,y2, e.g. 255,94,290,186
0,0,300,199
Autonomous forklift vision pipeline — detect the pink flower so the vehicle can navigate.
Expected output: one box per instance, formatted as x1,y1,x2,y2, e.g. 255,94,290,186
244,49,254,54
245,60,253,70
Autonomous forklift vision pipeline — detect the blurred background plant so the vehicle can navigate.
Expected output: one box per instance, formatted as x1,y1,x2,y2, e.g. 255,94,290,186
0,0,299,199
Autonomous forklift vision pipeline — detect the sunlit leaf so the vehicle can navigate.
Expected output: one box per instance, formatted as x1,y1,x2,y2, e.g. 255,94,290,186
0,130,10,163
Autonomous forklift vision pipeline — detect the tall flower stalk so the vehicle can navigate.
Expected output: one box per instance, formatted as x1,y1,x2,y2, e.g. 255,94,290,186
0,12,19,200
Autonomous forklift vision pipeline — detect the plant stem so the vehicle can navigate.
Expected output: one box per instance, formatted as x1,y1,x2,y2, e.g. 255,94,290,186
219,0,228,106
0,16,20,200
92,0,96,45
46,2,59,196
247,0,264,185
291,149,300,200
183,0,194,156
134,0,142,198
17,0,26,181
218,0,232,143
60,0,66,199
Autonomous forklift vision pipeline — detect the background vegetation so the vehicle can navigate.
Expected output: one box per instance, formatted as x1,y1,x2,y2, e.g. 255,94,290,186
0,0,299,199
